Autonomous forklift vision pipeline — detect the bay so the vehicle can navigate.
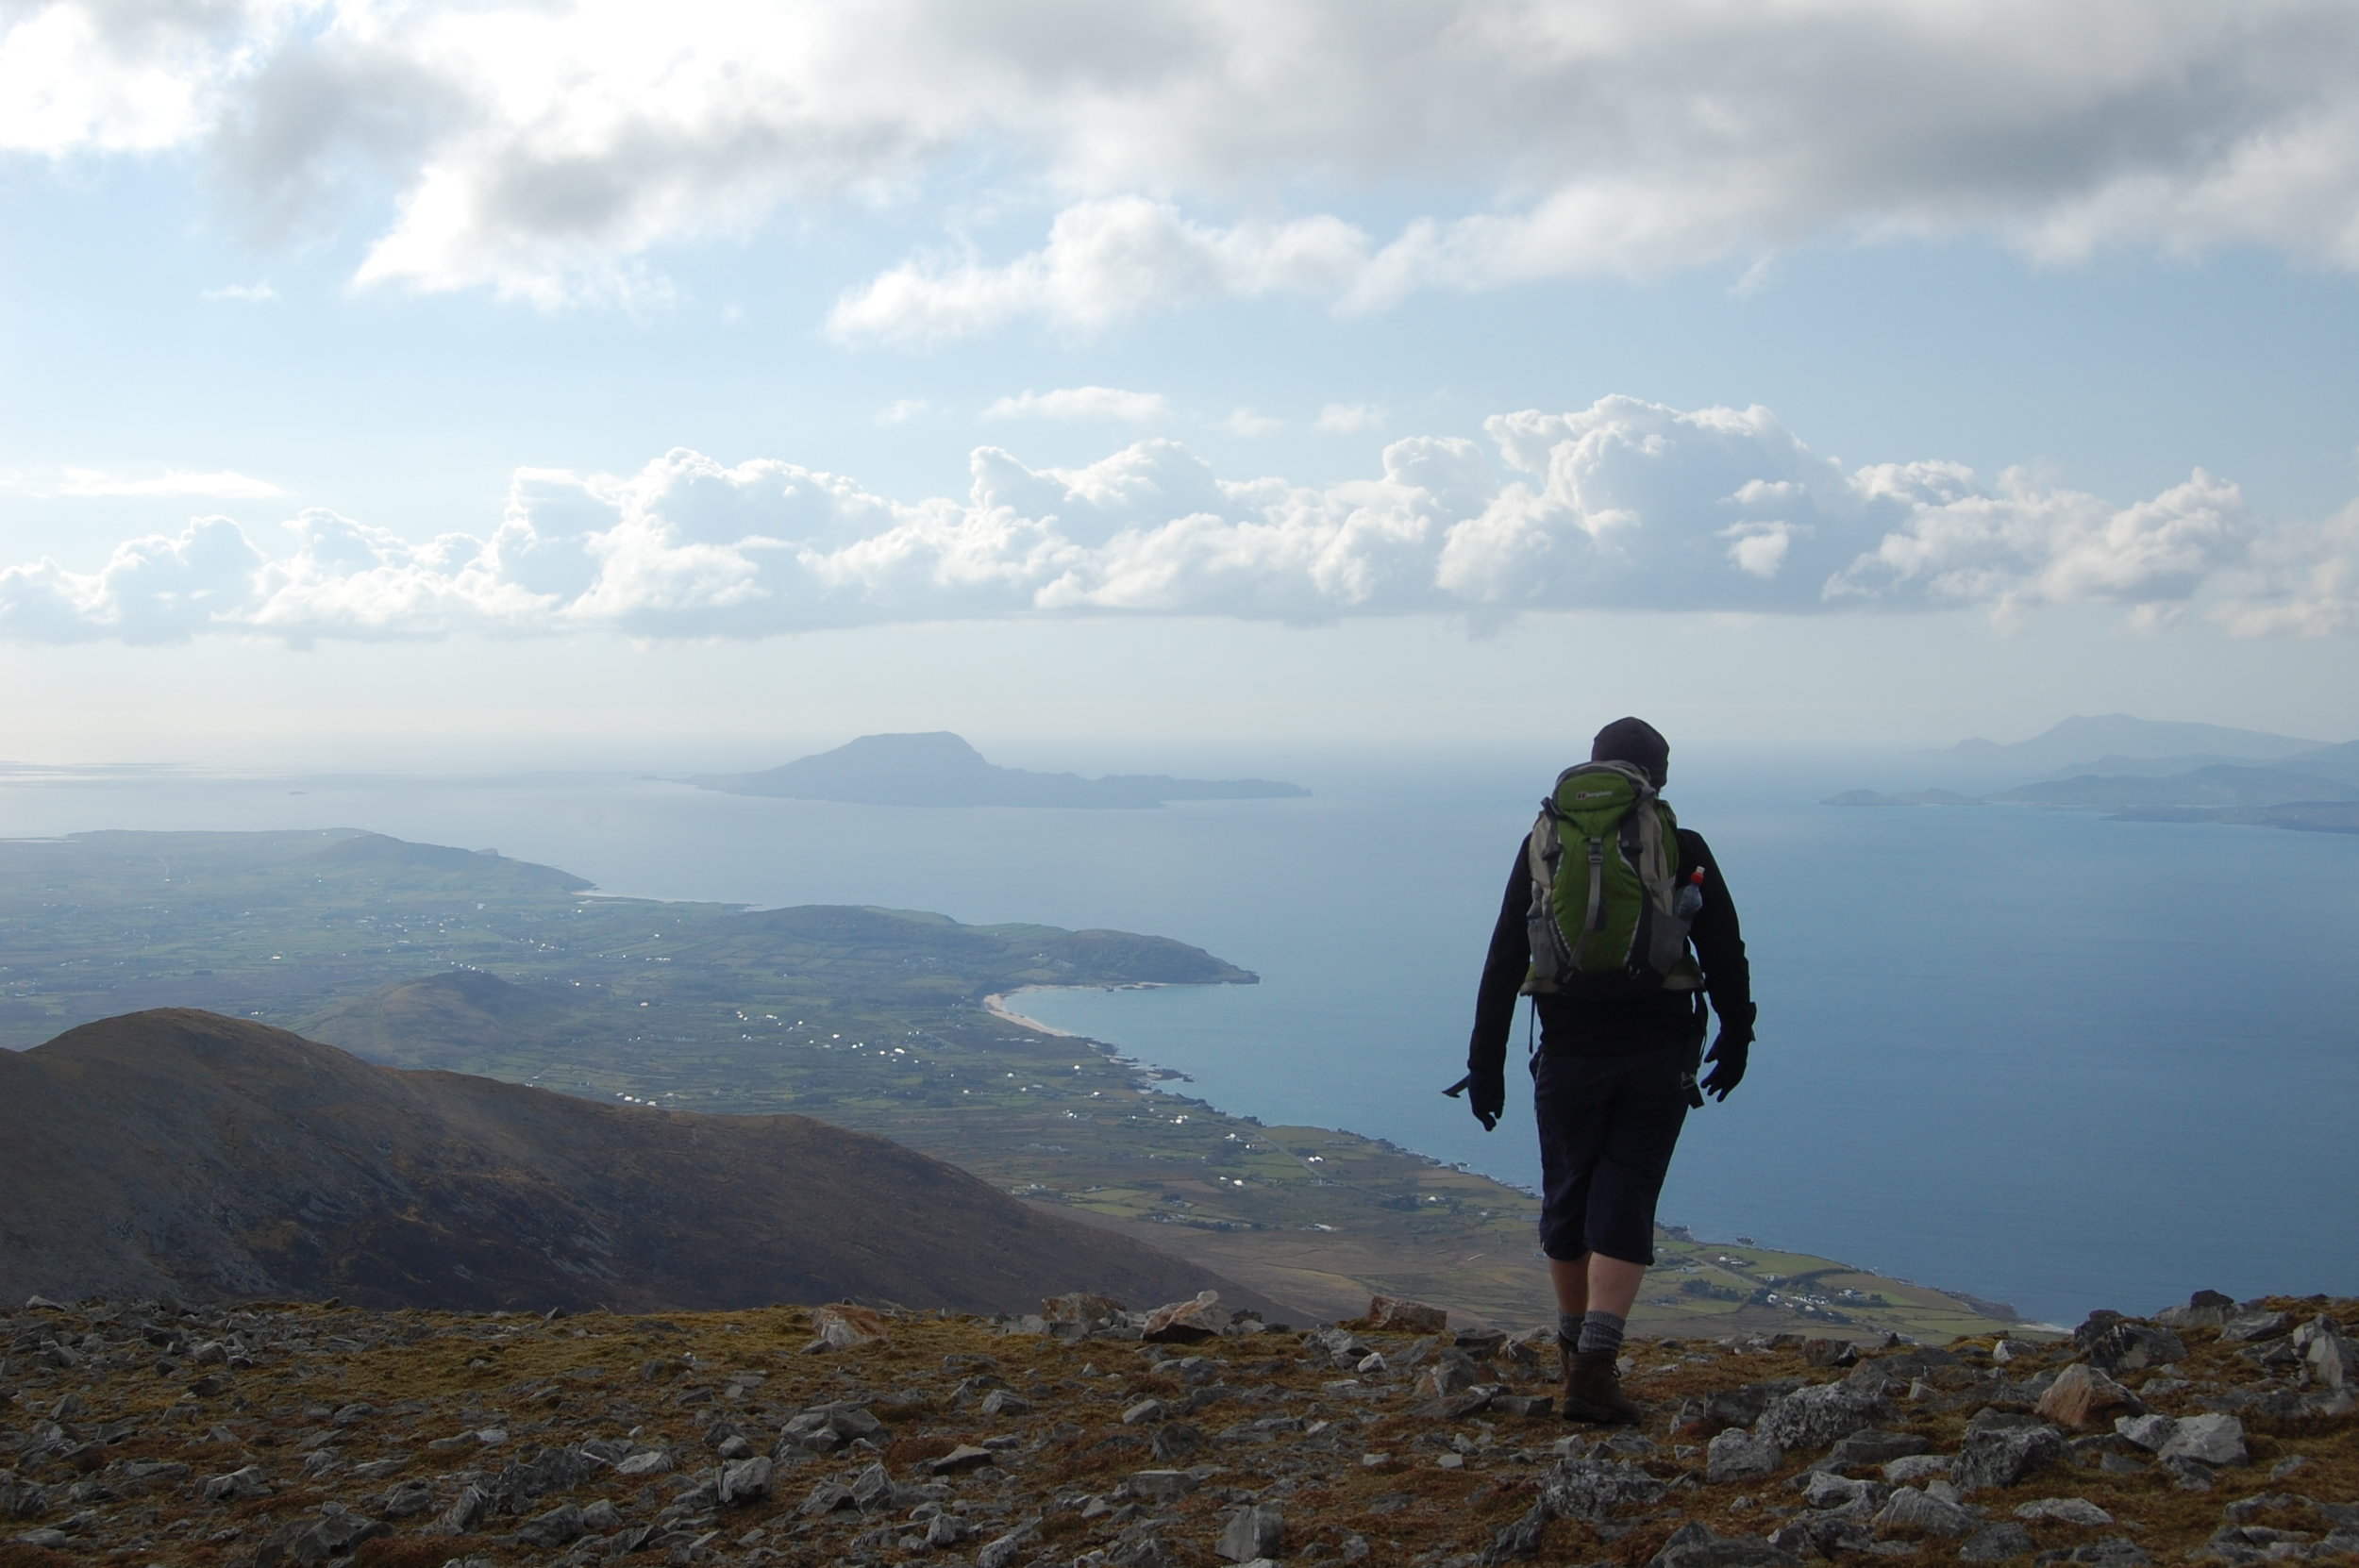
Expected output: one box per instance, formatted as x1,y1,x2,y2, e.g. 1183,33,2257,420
3,745,2352,1326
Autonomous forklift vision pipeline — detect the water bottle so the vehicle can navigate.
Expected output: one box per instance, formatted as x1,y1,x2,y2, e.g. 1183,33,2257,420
1672,868,1705,920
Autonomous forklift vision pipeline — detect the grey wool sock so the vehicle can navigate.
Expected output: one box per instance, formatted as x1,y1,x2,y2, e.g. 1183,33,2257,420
1558,1310,1582,1347
1576,1309,1627,1356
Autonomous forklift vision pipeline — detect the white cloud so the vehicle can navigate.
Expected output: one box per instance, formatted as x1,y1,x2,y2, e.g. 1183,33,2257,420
1314,403,1386,435
200,281,277,304
1224,408,1283,437
52,469,288,499
982,386,1172,424
12,1,2359,316
4,397,2351,644
874,398,929,426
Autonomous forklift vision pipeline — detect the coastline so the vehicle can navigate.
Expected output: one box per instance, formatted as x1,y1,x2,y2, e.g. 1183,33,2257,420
984,982,1169,1040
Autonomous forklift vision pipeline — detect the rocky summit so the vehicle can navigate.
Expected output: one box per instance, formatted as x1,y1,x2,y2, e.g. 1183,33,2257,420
2,1289,2354,1568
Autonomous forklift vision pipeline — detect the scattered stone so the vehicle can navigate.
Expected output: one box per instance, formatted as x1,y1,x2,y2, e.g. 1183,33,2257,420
1953,1421,2065,1493
1544,1453,1668,1520
928,1443,997,1476
1648,1520,1800,1568
1803,1339,1861,1368
426,1483,487,1534
2293,1316,2356,1389
2016,1496,2113,1526
2156,1413,2247,1468
2035,1364,2144,1430
979,1388,1031,1417
1885,1454,1952,1484
513,1501,586,1547
1758,1380,1899,1452
1708,1428,1784,1485
2217,1312,2290,1343
1216,1503,1284,1562
1962,1522,2038,1560
807,1304,888,1351
1873,1486,1981,1538
716,1454,773,1505
1143,1291,1226,1344
1125,1469,1200,1501
1822,1429,1932,1471
976,1519,1039,1568
199,1464,272,1503
1044,1293,1127,1324
1366,1296,1448,1334
2115,1413,2177,1452
2075,1315,2186,1375
1124,1398,1169,1425
1483,1500,1550,1563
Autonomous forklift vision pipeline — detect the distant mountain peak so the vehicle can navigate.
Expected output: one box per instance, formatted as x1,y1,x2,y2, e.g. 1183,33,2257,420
691,732,1309,809
1950,713,2327,766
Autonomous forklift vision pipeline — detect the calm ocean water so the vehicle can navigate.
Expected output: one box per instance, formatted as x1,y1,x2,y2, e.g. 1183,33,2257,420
5,748,2353,1326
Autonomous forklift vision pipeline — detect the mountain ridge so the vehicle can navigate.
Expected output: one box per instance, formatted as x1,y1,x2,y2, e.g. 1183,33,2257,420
0,1009,1286,1320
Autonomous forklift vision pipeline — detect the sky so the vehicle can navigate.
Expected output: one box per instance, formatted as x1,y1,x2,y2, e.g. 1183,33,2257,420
4,0,2359,765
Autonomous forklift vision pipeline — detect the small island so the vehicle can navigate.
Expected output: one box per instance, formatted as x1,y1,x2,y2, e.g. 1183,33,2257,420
691,731,1311,809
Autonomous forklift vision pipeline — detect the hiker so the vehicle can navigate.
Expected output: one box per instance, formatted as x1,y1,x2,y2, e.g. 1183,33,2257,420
1452,716,1754,1425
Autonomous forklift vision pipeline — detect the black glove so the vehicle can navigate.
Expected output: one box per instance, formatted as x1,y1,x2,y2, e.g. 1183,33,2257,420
1442,1068,1507,1131
1699,1031,1749,1102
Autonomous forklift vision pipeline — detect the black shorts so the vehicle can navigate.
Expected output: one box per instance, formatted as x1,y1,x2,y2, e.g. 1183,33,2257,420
1532,1043,1697,1267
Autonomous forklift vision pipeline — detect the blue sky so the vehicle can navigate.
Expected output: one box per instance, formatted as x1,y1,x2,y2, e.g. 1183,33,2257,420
3,0,2357,763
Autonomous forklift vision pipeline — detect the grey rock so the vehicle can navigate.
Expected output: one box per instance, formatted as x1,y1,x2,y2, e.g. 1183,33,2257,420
199,1464,272,1503
1125,1469,1200,1500
1215,1504,1284,1562
798,1479,856,1515
2077,1318,2185,1375
927,1443,996,1476
2161,1456,2218,1492
579,1498,621,1529
1874,1487,1982,1538
1953,1423,2065,1493
513,1502,585,1548
1481,1500,1550,1564
2218,1312,2290,1343
925,1511,970,1548
1647,1521,1800,1568
716,1454,772,1506
1886,1455,1953,1484
1758,1381,1898,1452
1823,1430,1932,1471
976,1519,1039,1568
426,1483,485,1535
1152,1422,1205,1461
979,1389,1031,1417
2047,1538,2151,1566
1960,1522,2036,1561
2114,1413,2176,1452
849,1461,896,1510
1708,1428,1783,1486
1801,1471,1884,1512
1544,1454,1668,1520
379,1479,437,1519
2293,1317,2356,1389
2158,1413,2247,1468
614,1447,673,1476
2016,1496,2112,1526
1124,1398,1169,1425
253,1504,389,1568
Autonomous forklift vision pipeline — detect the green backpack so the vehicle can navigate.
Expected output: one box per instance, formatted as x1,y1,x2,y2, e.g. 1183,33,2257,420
1521,759,1704,999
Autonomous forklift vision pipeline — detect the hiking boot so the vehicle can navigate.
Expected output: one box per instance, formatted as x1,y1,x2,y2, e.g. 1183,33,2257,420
1560,1343,1643,1426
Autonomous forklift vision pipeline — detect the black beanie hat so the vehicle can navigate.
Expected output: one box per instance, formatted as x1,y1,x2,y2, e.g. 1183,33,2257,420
1591,716,1669,788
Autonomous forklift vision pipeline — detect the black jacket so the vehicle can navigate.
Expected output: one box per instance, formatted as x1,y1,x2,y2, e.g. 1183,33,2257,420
1468,826,1753,1076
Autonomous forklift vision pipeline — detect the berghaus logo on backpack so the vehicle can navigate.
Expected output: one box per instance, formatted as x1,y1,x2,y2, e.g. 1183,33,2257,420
1521,759,1704,999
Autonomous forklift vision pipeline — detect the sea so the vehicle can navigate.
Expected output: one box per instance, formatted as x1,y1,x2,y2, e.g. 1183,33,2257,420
4,744,2354,1328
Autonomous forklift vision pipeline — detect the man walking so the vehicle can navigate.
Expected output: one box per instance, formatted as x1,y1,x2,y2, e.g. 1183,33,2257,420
1457,717,1754,1424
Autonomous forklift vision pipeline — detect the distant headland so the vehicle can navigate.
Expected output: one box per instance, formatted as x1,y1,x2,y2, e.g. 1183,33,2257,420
1826,714,2359,835
690,731,1311,809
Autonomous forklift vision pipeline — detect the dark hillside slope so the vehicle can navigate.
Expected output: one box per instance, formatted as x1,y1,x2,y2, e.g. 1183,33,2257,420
0,1009,1278,1318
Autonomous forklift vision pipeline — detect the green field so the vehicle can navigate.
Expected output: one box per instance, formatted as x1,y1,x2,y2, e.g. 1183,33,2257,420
0,827,2016,1340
